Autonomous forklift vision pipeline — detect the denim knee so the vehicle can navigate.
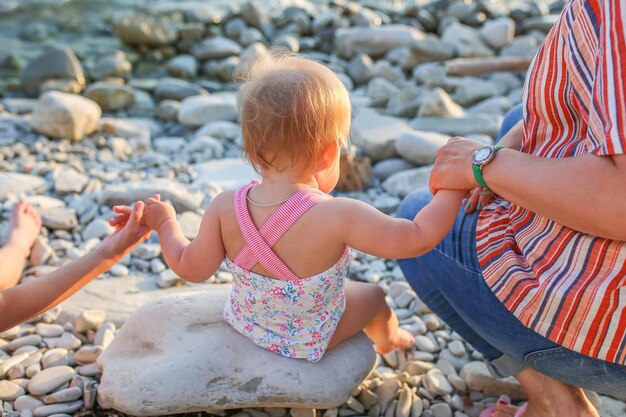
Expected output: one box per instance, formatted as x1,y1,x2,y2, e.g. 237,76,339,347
397,188,432,221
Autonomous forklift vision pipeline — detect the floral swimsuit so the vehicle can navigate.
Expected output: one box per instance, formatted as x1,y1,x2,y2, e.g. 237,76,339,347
223,181,350,362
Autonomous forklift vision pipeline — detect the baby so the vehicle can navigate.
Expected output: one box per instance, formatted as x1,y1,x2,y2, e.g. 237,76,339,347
112,51,464,362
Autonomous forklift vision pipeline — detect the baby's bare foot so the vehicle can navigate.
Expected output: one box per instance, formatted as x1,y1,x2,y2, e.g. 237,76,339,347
376,328,415,355
6,201,42,257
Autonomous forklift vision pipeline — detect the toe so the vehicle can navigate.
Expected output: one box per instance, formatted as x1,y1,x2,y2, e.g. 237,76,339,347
17,200,28,213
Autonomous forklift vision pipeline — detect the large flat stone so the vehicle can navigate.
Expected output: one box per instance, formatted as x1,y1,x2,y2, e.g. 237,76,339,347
351,108,413,162
59,275,227,326
97,179,203,212
98,290,376,415
0,173,46,199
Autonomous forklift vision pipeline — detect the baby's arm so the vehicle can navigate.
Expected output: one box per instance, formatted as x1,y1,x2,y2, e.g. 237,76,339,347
143,194,226,283
334,189,465,259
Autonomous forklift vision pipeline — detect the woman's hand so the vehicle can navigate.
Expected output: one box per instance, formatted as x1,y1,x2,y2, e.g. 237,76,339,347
429,137,485,194
101,201,152,259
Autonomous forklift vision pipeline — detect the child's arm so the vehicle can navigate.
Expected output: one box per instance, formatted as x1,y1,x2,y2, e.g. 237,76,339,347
334,190,465,259
0,202,151,331
142,194,227,283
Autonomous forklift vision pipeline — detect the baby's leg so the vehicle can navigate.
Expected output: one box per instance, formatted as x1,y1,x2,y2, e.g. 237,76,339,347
327,280,414,354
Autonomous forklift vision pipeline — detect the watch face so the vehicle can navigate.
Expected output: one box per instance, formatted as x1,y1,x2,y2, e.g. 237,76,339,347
472,146,494,164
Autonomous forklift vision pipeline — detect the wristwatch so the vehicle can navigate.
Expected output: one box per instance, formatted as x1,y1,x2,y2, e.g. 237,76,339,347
471,145,504,190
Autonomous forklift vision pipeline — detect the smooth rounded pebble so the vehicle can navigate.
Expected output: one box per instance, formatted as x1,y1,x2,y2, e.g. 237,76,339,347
0,381,25,401
34,400,83,417
43,386,83,404
14,396,45,412
28,366,76,396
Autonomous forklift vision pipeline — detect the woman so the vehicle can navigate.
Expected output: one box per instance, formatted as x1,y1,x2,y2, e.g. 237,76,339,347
397,0,626,416
0,200,151,331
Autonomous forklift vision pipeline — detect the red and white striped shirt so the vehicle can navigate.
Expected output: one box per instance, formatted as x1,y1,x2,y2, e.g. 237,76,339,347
477,0,626,364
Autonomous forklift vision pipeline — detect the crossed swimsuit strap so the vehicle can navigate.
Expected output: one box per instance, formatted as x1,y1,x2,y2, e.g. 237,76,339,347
233,180,328,281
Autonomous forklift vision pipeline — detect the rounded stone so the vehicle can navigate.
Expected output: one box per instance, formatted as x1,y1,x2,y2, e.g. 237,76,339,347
97,291,376,414
75,310,106,333
28,366,76,396
0,381,25,401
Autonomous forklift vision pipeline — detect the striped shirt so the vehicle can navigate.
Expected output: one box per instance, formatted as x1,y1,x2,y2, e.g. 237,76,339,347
476,0,626,365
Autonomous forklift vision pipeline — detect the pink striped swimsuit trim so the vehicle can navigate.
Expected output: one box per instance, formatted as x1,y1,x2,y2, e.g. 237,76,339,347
233,180,329,281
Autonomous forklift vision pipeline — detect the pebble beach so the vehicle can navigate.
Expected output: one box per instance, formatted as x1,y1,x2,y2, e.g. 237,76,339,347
0,1,625,417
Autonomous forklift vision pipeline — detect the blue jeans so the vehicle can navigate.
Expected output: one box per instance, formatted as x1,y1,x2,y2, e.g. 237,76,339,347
396,104,626,400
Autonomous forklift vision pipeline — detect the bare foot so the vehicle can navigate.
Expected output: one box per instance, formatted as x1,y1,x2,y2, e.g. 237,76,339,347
376,328,415,355
512,368,600,417
6,201,42,257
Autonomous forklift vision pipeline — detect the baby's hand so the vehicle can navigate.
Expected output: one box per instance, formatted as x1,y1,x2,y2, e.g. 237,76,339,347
102,201,151,257
142,195,177,231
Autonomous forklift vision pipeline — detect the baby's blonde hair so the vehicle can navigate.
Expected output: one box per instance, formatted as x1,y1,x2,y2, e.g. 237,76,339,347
235,49,351,173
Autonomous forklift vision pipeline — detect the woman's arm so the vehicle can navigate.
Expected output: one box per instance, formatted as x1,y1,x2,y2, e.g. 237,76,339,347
0,202,151,332
430,138,626,241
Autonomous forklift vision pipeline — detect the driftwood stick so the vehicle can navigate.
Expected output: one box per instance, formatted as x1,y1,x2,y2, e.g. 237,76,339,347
445,56,534,76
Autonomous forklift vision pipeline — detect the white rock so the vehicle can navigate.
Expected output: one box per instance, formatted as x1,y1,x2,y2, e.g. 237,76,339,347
411,115,502,138
75,310,106,333
0,353,29,377
336,25,426,57
418,88,464,118
460,361,526,400
480,18,515,50
0,174,46,200
394,131,450,166
178,211,202,240
94,323,116,349
382,166,432,197
42,387,82,404
423,369,453,396
14,396,44,413
372,159,415,181
33,400,83,417
441,22,494,58
81,220,112,241
193,158,259,190
7,335,41,352
430,403,452,417
42,349,69,369
97,290,376,414
351,108,413,161
30,91,101,141
156,269,186,289
54,333,81,350
28,366,76,396
53,167,89,195
367,77,400,107
191,37,242,60
114,13,176,46
39,207,78,231
109,264,129,277
36,324,64,338
74,346,103,365
0,381,25,401
85,82,134,111
97,179,203,212
166,54,198,79
177,94,238,127
414,335,437,353
448,340,466,357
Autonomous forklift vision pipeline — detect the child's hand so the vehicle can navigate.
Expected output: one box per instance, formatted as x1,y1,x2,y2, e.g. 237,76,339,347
101,201,151,258
142,195,177,231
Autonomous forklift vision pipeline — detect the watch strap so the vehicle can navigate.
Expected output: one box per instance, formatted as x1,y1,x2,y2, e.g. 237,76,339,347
473,146,505,190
